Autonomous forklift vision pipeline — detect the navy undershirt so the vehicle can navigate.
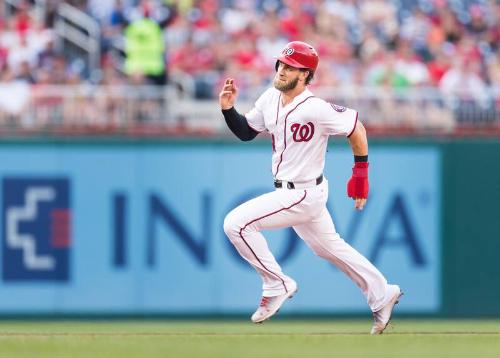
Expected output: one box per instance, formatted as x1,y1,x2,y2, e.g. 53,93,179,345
222,107,259,141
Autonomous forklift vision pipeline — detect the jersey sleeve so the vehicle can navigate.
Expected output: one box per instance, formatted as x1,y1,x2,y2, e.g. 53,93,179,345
244,89,270,133
316,100,358,136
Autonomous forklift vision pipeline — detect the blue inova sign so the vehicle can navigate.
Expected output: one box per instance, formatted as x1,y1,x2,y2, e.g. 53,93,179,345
0,145,439,314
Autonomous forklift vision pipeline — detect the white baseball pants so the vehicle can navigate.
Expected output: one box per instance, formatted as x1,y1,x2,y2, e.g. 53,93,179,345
223,178,393,312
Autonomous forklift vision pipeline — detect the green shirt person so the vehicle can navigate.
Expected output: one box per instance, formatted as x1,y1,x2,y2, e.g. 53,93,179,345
124,17,165,81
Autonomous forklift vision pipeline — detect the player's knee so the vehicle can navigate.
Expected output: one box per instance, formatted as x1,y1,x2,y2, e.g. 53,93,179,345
223,212,241,239
224,209,259,242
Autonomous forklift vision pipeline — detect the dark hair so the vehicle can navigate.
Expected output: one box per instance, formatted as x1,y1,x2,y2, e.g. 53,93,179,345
300,69,315,85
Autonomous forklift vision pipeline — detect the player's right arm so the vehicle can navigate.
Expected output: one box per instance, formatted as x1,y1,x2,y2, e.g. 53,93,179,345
219,78,259,142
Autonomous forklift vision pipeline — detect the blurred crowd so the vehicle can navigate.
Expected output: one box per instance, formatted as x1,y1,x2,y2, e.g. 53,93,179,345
1,0,499,92
104,0,500,101
0,0,498,129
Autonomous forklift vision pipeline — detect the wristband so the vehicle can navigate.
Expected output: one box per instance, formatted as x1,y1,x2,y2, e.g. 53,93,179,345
354,155,368,162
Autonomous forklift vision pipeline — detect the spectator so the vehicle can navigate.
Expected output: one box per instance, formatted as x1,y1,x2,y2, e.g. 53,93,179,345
31,67,63,126
109,0,128,29
467,4,489,38
7,34,38,75
427,48,452,86
440,56,491,122
360,0,399,46
16,60,36,84
38,39,58,69
400,8,432,60
13,1,34,36
440,57,488,103
123,5,166,85
487,55,500,87
220,0,256,36
255,16,288,69
435,7,464,44
371,53,411,89
394,41,430,86
0,65,31,125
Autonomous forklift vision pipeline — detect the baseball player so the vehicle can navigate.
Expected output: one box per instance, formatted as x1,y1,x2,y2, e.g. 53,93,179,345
219,41,402,334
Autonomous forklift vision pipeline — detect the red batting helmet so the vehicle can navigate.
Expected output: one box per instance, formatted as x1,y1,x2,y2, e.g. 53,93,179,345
275,41,319,72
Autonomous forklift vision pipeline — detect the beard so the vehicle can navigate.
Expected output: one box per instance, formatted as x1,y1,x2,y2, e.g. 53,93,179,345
273,75,299,92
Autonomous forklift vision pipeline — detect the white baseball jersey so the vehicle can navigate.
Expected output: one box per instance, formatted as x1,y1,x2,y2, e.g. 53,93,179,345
245,87,358,182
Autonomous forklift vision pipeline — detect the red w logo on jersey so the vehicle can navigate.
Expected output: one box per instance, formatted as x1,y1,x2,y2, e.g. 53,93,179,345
291,122,315,142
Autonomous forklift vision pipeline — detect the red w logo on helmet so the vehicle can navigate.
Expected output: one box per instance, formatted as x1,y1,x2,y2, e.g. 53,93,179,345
291,122,315,142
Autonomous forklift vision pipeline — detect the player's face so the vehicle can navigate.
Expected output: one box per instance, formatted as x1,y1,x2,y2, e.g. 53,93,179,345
273,62,306,92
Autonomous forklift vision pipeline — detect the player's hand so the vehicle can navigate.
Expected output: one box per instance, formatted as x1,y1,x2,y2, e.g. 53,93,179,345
219,78,238,110
347,162,369,210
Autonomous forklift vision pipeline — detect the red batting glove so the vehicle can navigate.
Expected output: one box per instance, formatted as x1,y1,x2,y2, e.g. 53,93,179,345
347,162,369,199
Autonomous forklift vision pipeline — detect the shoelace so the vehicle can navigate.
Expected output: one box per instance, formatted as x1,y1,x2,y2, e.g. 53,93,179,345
259,297,271,307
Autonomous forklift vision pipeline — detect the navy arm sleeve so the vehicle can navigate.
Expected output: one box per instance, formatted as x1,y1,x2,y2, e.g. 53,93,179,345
222,107,259,142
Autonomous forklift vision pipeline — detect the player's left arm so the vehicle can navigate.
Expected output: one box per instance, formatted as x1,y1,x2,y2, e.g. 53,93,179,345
347,120,369,210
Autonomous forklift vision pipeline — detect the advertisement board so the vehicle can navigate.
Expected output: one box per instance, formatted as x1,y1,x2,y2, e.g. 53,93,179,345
0,143,440,314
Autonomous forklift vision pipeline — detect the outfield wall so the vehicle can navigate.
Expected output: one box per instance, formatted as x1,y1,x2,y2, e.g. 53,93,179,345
0,138,497,317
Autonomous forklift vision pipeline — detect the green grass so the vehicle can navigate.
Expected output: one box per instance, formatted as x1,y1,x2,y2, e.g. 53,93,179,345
0,319,499,358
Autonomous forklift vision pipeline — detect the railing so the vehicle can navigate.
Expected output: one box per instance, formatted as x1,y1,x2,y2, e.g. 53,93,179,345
0,84,498,137
54,3,101,80
312,86,499,133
